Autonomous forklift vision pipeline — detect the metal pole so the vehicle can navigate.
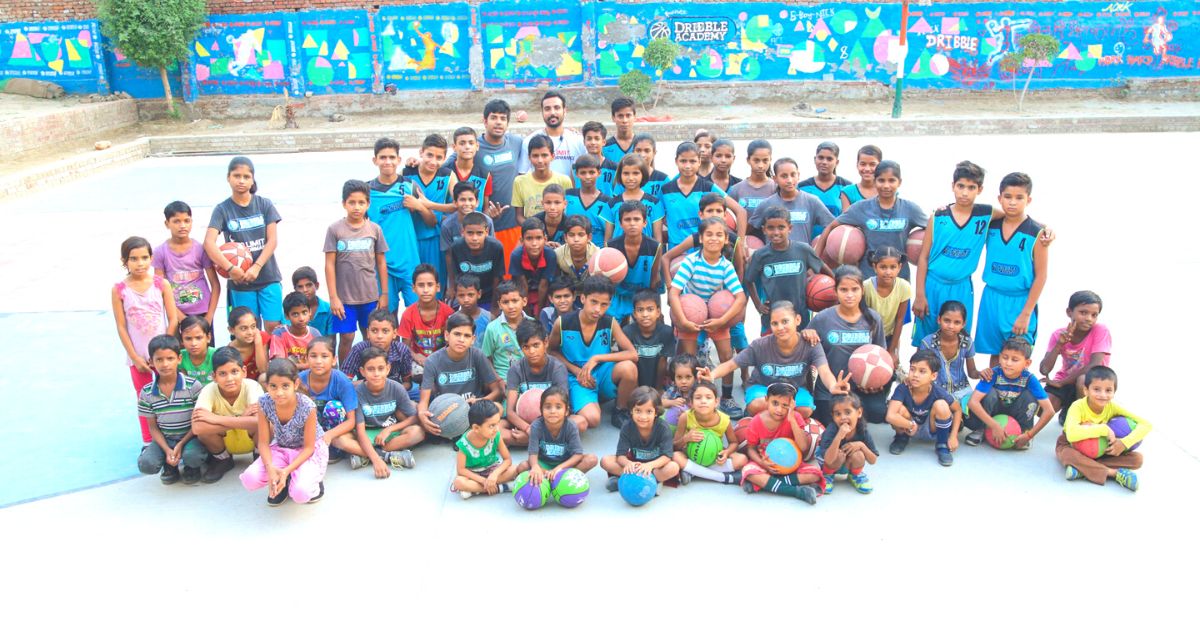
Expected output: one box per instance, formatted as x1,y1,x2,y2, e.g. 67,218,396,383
891,0,911,119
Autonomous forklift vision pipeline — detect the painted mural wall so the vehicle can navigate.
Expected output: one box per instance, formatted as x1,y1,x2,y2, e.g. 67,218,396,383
0,2,1197,98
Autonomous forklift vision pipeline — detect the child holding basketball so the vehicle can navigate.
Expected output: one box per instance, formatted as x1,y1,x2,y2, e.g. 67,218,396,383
863,246,911,367
885,350,958,465
624,289,675,389
204,156,284,331
452,399,519,499
740,382,826,502
607,201,662,322
601,386,681,491
240,358,327,506
555,215,599,285
817,393,878,494
418,313,504,438
671,381,746,485
508,218,558,313
299,337,359,464
114,236,180,442
136,335,206,485
1040,291,1110,422
1057,366,1148,490
517,386,598,486
964,338,1055,449
918,301,981,415
191,346,263,482
398,264,454,368
352,346,421,474
503,320,576,445
341,309,414,386
604,154,663,242
155,201,219,324
745,207,833,330
177,316,215,384
228,306,269,383
839,145,883,211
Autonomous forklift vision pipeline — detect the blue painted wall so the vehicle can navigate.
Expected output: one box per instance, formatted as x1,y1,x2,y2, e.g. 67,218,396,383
0,20,107,94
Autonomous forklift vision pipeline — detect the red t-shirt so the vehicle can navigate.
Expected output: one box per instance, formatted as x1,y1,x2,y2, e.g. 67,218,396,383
744,410,824,456
399,302,454,358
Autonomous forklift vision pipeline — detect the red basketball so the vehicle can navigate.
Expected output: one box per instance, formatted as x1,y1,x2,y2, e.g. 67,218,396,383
806,274,837,311
905,228,925,262
588,247,628,283
744,235,765,256
707,289,736,319
724,208,738,232
216,241,253,278
824,225,867,266
516,388,544,423
669,255,685,278
678,293,708,326
813,234,837,268
847,344,894,389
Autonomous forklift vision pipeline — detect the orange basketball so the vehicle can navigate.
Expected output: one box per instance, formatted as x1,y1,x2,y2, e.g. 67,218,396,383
588,247,628,283
678,293,708,326
806,274,837,311
824,225,866,266
744,235,765,256
216,241,253,278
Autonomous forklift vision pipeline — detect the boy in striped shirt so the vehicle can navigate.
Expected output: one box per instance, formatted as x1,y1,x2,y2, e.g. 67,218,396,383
668,216,747,415
136,335,207,485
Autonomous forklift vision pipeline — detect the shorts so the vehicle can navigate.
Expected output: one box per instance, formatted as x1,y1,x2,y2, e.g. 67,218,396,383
332,301,378,335
744,385,815,409
681,322,731,342
741,460,824,493
495,226,522,275
465,462,502,478
568,361,617,411
730,321,748,351
365,426,403,444
975,286,1038,355
912,275,973,347
230,282,283,324
386,271,417,313
224,428,255,455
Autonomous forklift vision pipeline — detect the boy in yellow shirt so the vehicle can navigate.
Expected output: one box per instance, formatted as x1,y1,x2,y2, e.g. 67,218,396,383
1057,366,1150,491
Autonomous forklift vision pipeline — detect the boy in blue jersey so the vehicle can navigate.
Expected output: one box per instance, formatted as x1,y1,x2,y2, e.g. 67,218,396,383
367,138,424,311
606,200,662,322
402,134,453,289
566,154,613,246
603,97,637,165
548,275,640,429
798,141,851,217
964,338,1055,448
579,121,620,196
975,172,1049,363
659,142,748,250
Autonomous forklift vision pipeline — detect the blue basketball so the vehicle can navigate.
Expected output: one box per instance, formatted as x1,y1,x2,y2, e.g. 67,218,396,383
764,437,801,474
617,472,657,507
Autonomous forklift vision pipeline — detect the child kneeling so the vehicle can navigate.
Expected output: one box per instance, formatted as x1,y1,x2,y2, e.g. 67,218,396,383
740,383,826,503
1057,366,1149,491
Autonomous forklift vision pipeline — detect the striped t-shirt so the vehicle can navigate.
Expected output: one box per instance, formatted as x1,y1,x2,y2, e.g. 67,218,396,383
137,374,203,435
671,251,743,300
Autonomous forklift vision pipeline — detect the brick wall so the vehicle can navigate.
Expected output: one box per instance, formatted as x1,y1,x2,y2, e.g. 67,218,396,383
0,0,95,22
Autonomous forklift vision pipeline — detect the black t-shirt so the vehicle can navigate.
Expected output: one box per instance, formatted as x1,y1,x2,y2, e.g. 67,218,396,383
450,236,506,303
623,321,676,388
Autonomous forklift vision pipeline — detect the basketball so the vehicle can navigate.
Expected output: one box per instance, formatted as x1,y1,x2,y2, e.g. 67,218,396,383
1072,436,1110,459
707,289,736,319
428,393,470,439
1108,416,1141,451
551,468,590,508
764,437,802,474
724,208,738,232
686,429,722,466
664,405,685,427
513,471,551,510
847,345,895,390
669,255,685,278
515,388,543,423
216,241,253,278
806,274,837,311
824,225,867,265
814,234,838,269
745,235,765,255
618,472,657,507
905,228,925,262
588,247,628,283
985,414,1023,450
322,400,346,424
679,293,708,326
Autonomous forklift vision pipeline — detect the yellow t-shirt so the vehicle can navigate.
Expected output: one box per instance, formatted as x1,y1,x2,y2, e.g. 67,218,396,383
512,172,573,215
684,410,731,440
1063,398,1152,449
864,277,912,336
196,379,265,416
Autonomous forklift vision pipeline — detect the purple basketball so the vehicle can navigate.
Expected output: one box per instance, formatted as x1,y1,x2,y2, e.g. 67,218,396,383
513,471,550,510
1108,416,1141,451
550,468,590,508
664,405,685,427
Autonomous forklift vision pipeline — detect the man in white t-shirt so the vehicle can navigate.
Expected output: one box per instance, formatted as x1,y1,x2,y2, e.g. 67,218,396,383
519,90,586,177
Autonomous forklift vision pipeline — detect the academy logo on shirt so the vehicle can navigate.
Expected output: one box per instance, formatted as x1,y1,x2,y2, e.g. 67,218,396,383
865,218,907,232
437,368,475,386
459,260,494,273
990,262,1019,276
519,381,552,393
763,261,804,278
226,215,265,232
337,238,375,252
939,246,972,259
789,210,809,223
760,363,806,378
542,443,566,458
361,401,398,426
636,344,663,358
483,151,515,167
827,330,872,344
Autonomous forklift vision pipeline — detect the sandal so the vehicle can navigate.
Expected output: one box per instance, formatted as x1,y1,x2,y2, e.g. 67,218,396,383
964,431,983,447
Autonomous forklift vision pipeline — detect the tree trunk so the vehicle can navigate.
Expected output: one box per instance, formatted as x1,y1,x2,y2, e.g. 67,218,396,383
159,66,175,116
1019,67,1035,112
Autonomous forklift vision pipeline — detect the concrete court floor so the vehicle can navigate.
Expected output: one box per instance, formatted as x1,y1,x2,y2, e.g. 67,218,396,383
0,133,1195,623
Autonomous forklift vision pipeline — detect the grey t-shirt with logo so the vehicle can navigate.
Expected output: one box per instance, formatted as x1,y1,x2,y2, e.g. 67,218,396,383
527,417,584,466
745,241,824,313
750,191,833,245
354,379,417,428
734,335,827,390
322,218,388,304
209,195,283,290
837,197,928,279
472,133,525,230
420,346,499,399
805,308,886,401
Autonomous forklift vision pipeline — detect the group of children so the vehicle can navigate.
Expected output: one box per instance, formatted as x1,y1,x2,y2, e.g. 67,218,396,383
114,95,1149,507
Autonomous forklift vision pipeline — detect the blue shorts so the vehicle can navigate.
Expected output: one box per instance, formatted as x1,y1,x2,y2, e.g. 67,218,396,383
975,286,1037,355
568,362,617,411
230,282,283,324
386,271,418,313
744,384,815,408
912,275,974,347
332,301,377,335
730,321,748,351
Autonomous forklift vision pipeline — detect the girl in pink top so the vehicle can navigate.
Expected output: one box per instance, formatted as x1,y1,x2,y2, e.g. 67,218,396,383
112,236,180,442
1040,290,1111,421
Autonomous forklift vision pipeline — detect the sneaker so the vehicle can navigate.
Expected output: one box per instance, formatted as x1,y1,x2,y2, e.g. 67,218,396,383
327,449,347,465
742,482,755,494
679,471,693,485
160,465,180,485
964,431,983,447
611,408,632,428
937,448,954,467
727,470,742,485
889,434,910,455
1064,465,1081,481
849,472,873,494
181,466,201,485
606,476,619,492
459,490,474,500
349,455,369,470
1115,468,1138,492
719,398,744,420
822,473,835,495
796,486,818,504
201,455,235,483
267,479,289,507
386,450,416,469
307,482,325,504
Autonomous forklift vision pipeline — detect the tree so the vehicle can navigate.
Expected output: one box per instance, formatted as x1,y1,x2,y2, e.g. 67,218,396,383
999,33,1062,112
643,37,682,109
617,70,652,106
97,0,207,115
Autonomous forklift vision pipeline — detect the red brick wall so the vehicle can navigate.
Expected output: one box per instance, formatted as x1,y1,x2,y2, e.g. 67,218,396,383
0,0,96,22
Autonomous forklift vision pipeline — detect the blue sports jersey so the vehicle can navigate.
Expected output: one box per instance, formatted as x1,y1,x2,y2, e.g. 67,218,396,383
602,137,633,166
565,189,612,247
603,193,662,241
660,177,726,248
449,161,491,212
403,166,452,242
840,183,864,207
559,312,614,367
607,235,661,320
928,203,993,282
982,215,1042,292
368,177,421,278
573,157,619,199
799,176,851,217
643,170,670,199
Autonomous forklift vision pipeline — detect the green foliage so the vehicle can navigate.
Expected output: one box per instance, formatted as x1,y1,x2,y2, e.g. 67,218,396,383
999,33,1062,112
96,0,206,70
618,69,653,105
644,37,682,75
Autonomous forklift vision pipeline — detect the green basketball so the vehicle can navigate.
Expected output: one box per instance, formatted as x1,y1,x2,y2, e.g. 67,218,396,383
686,429,722,466
550,468,590,508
